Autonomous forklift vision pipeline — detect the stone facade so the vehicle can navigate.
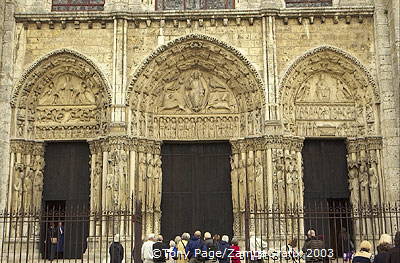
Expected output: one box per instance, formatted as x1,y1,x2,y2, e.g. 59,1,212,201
0,0,399,241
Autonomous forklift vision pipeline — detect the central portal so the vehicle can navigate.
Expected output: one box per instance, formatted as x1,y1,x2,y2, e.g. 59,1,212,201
161,142,233,240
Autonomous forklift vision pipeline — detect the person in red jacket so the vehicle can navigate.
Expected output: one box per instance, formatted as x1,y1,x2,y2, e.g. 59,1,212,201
230,238,241,263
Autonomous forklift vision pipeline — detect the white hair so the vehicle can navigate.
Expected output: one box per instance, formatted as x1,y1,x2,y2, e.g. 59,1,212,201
146,233,155,241
169,240,176,247
204,232,211,239
379,234,392,245
194,231,201,237
174,236,182,244
182,233,190,241
222,235,229,242
307,230,316,237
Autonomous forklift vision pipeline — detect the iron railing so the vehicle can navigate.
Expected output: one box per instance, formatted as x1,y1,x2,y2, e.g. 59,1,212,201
244,202,400,261
1,202,399,263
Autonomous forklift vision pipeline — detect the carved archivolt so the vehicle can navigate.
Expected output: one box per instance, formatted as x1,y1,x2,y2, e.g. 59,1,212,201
11,49,112,140
279,46,379,137
127,34,266,140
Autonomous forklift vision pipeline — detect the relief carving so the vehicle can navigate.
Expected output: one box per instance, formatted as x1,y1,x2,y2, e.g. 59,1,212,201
12,51,111,140
281,47,379,137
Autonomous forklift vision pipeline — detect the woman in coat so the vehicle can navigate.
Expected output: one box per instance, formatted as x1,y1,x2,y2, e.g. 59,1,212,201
109,234,124,263
374,234,392,263
230,238,241,263
176,233,190,263
352,240,372,263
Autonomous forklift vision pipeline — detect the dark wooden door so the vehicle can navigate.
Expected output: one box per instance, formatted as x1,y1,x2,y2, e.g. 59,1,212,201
161,142,233,241
302,139,351,255
41,142,90,259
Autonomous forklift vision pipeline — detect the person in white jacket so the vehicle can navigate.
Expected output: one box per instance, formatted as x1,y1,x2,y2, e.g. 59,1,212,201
142,234,156,263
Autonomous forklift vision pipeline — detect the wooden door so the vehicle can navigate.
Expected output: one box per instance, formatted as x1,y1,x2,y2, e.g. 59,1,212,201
302,139,351,256
41,142,90,259
161,142,233,241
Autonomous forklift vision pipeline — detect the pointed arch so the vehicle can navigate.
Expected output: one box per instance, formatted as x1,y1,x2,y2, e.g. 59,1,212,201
278,46,379,137
11,49,112,140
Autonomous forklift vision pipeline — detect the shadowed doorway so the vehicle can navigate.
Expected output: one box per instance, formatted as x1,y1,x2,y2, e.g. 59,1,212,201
161,142,233,241
40,142,90,259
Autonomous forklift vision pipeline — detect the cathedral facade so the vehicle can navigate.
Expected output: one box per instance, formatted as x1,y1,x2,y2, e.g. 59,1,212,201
0,0,399,251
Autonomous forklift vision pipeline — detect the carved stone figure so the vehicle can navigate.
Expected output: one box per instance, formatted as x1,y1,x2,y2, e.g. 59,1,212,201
368,162,379,205
347,155,360,205
230,158,239,212
146,156,155,212
276,156,286,210
33,157,44,210
238,158,247,212
13,163,24,211
138,154,147,209
255,156,264,211
154,156,162,212
359,160,370,205
247,154,256,212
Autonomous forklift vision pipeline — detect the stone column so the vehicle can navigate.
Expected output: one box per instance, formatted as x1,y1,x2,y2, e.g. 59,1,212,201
0,0,16,213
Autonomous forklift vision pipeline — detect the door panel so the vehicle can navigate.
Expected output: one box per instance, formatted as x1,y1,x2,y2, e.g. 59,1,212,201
302,139,351,256
41,142,90,259
161,142,233,241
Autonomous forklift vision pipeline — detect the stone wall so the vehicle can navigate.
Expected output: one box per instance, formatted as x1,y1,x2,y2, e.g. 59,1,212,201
0,0,15,211
374,0,400,203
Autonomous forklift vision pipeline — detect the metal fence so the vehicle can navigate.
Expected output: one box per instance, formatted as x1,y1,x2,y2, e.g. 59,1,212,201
1,202,399,263
0,205,142,263
244,202,400,261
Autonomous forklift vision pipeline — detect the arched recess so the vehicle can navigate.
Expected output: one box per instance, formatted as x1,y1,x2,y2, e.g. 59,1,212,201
11,49,112,140
279,46,380,137
126,34,266,140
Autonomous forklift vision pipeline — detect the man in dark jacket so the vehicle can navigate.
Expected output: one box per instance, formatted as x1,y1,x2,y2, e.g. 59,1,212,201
387,231,400,263
302,229,325,263
109,234,124,263
186,231,203,263
202,232,217,262
153,235,169,263
218,235,231,263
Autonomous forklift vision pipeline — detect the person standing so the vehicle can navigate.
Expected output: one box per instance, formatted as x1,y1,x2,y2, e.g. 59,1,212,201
337,228,354,261
186,231,203,263
230,238,241,263
167,240,178,263
142,234,156,263
47,223,58,261
387,231,400,263
56,222,65,259
302,230,325,263
153,235,169,263
109,234,124,263
177,233,190,263
202,232,217,263
218,235,230,263
374,234,392,263
352,240,372,263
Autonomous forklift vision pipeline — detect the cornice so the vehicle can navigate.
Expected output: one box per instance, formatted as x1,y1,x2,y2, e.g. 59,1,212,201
14,6,374,23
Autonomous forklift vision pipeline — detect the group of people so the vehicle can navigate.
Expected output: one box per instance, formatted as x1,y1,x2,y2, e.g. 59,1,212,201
140,231,240,263
301,229,400,263
106,229,400,263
